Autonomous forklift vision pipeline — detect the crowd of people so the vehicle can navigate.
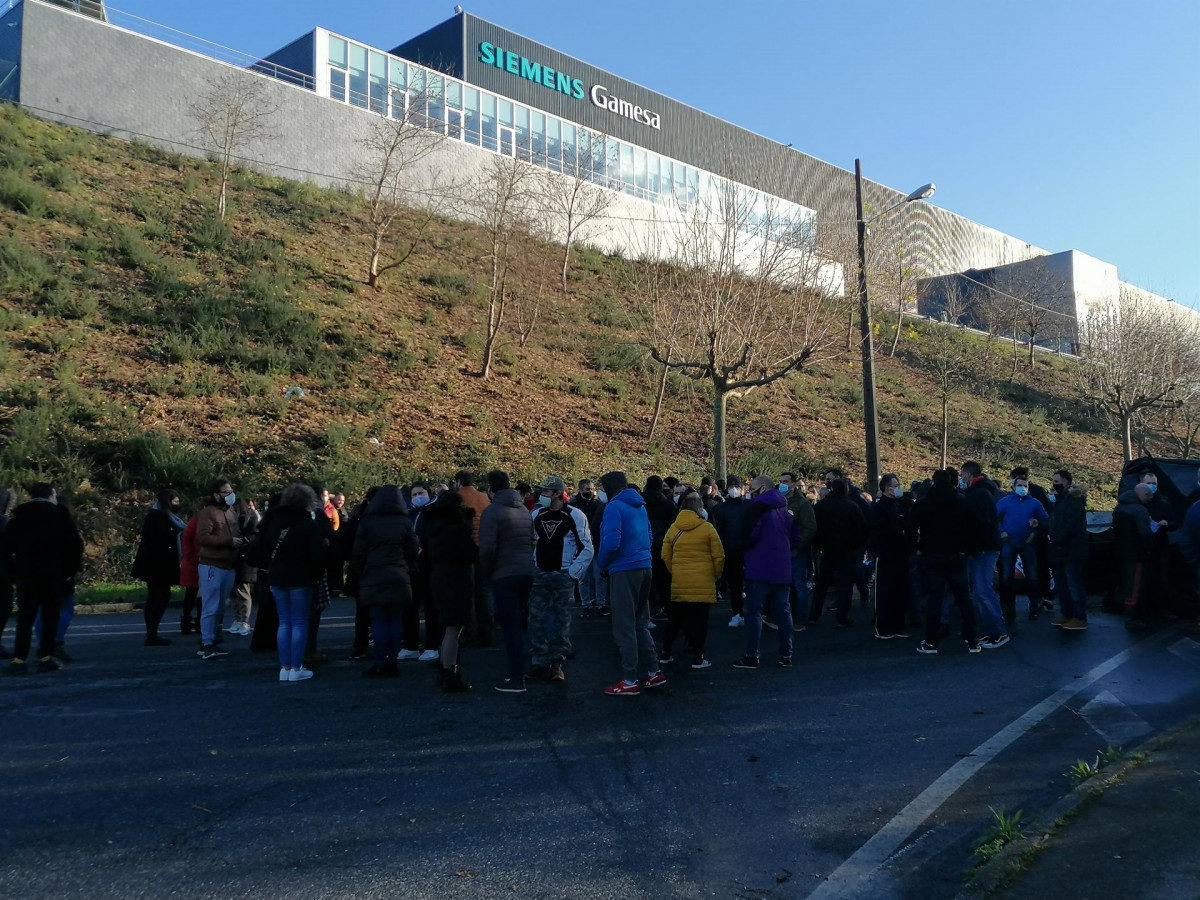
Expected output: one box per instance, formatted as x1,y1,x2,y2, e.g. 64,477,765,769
2,461,1199,694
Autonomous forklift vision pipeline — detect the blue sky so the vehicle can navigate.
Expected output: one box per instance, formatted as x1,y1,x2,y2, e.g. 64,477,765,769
108,0,1200,309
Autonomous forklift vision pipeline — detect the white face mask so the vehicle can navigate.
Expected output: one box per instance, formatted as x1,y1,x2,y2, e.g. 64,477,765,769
891,486,904,499
598,491,608,503
727,487,743,499
224,492,237,507
538,495,553,508
700,509,708,520
673,495,683,505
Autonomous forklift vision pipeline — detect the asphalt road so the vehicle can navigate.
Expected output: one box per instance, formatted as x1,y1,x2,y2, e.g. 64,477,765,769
3,596,1199,899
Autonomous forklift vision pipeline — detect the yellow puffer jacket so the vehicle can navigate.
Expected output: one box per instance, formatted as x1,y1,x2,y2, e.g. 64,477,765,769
661,509,725,603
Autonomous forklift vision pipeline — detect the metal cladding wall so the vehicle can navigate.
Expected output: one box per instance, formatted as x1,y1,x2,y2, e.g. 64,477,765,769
392,13,1046,278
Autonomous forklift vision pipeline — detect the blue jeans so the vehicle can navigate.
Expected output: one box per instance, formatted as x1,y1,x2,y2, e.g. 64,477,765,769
493,575,533,680
999,543,1040,616
199,565,237,646
369,605,405,663
790,551,810,624
744,580,793,659
967,551,1005,637
1055,561,1088,620
33,593,74,645
271,586,311,669
578,561,607,609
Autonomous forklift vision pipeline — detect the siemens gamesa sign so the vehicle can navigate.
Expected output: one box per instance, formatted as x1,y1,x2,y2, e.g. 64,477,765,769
478,42,661,130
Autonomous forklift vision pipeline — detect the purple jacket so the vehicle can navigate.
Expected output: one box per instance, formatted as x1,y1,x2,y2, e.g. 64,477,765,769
743,489,795,585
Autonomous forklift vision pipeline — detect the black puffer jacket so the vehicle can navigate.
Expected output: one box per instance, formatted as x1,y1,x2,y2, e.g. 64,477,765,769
420,493,478,602
964,477,1002,553
352,486,419,607
814,493,870,554
478,488,535,582
131,506,183,585
256,507,329,589
0,499,84,588
1048,484,1088,563
911,483,973,556
711,497,752,555
870,494,910,558
643,489,677,559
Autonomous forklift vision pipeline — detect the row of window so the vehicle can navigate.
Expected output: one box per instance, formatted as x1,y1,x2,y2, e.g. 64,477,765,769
325,34,813,243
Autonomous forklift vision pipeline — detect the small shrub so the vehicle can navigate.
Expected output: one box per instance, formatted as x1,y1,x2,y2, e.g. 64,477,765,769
190,213,231,252
1066,757,1100,787
421,270,475,309
111,225,159,270
0,238,53,293
41,164,77,191
592,342,648,372
55,200,103,229
972,806,1024,865
0,169,48,217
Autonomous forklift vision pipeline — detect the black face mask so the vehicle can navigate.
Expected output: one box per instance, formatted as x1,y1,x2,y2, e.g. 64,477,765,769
1053,483,1066,494
581,492,594,501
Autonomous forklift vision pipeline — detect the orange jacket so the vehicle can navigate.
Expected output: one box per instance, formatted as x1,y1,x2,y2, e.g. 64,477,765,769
457,485,491,545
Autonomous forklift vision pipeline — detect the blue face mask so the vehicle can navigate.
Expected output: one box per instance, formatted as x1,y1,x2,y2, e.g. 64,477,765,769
958,479,968,490
1015,486,1028,497
778,483,790,495
1147,483,1158,494
411,494,430,508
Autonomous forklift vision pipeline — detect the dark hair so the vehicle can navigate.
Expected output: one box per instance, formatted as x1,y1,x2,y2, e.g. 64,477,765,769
879,474,899,494
828,478,849,496
515,481,532,496
29,482,55,500
961,461,981,479
664,476,679,490
156,488,180,510
578,477,594,489
945,467,960,485
645,475,664,493
700,475,716,487
486,469,510,494
1054,469,1073,485
364,485,381,504
1010,466,1030,481
716,479,727,492
931,469,952,486
454,470,475,488
825,468,845,479
311,483,326,496
781,472,797,481
280,483,317,512
206,478,232,496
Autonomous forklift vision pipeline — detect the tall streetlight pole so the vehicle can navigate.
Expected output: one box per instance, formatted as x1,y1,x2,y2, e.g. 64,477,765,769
855,159,935,492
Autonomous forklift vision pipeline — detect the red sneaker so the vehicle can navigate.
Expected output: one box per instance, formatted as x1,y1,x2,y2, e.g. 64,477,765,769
643,671,667,689
604,679,641,696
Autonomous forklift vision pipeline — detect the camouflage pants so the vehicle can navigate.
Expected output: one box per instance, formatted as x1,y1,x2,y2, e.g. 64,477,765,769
529,570,573,666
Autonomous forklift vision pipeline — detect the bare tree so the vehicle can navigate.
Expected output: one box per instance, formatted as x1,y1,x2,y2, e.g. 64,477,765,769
189,73,278,218
473,156,537,378
536,155,615,293
1076,287,1200,461
992,256,1073,372
353,91,447,290
914,319,974,468
630,180,848,479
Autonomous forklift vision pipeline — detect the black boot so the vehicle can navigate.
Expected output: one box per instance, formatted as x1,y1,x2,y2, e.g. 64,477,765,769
180,616,193,635
440,663,471,692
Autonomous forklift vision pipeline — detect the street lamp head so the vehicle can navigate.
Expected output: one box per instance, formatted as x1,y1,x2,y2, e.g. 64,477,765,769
904,183,936,203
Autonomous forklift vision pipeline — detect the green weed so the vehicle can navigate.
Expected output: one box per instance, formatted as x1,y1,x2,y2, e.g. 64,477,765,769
972,806,1024,865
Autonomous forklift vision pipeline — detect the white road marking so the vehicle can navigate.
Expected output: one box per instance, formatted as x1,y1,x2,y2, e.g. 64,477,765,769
1079,690,1153,747
807,626,1182,899
1169,637,1200,667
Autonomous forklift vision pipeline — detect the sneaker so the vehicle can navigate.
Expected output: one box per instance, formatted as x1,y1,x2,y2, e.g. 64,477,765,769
597,606,611,618
733,655,760,669
659,653,675,664
418,649,439,662
201,645,228,660
728,614,744,628
604,679,641,696
51,643,72,662
6,659,27,675
643,671,667,689
778,656,793,668
289,667,314,682
1041,598,1055,611
1050,616,1069,627
396,649,421,661
144,636,172,647
38,655,63,672
966,640,983,653
651,608,668,622
691,657,712,670
580,607,592,619
874,632,899,640
526,663,551,681
279,668,290,682
494,677,527,693
1061,618,1088,631
793,622,807,633
647,621,656,630
836,619,854,628
550,661,565,682
916,641,938,655
981,634,1011,649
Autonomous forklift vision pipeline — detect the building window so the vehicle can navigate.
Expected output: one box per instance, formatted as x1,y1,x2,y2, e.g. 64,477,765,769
562,122,576,173
531,111,545,162
647,153,660,198
348,43,367,108
481,92,497,151
464,86,480,145
328,35,347,69
546,117,561,172
514,105,530,160
369,50,387,115
427,73,445,132
330,68,346,102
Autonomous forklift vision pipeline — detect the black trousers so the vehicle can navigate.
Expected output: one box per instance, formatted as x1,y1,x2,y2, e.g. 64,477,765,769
181,585,200,620
144,581,172,637
14,581,63,661
0,577,12,641
810,549,857,623
874,555,911,636
661,601,710,659
650,558,672,610
921,554,977,645
725,553,745,616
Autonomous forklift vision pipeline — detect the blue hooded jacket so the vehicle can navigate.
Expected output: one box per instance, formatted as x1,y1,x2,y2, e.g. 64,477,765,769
597,488,652,574
743,489,795,585
995,491,1049,546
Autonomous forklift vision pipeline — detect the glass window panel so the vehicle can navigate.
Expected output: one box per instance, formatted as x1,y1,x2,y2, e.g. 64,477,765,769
388,58,406,90
481,92,497,151
446,80,462,109
328,36,347,69
369,51,387,115
621,144,635,192
498,99,513,128
591,133,606,181
426,73,444,131
348,43,367,108
447,108,462,141
687,168,699,207
647,153,660,197
329,68,346,102
576,128,590,178
531,111,545,162
514,105,530,160
634,147,647,193
464,86,480,145
607,139,621,189
408,66,425,95
545,117,561,170
561,122,576,172
660,159,672,200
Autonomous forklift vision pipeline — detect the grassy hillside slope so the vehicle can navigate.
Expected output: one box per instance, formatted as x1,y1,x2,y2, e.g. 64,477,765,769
0,106,1131,582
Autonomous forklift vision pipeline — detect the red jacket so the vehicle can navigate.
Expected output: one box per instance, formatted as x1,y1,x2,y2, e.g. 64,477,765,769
180,515,200,588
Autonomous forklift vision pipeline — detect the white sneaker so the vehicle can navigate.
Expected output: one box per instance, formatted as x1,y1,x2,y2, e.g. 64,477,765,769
397,649,421,661
288,667,314,682
279,667,289,682
418,649,439,662
728,615,744,627
648,621,656,630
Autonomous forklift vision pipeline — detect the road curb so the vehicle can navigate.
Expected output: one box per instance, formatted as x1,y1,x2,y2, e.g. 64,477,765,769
956,712,1200,898
74,603,138,615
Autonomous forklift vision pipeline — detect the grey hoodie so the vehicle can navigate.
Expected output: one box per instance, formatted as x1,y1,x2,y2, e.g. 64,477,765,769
478,488,536,582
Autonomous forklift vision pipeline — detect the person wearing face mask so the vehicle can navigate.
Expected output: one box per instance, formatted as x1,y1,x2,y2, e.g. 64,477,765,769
641,476,677,620
477,470,535,692
1047,469,1089,631
959,461,1004,641
699,477,724,517
870,474,912,640
1113,483,1159,630
809,479,870,628
659,490,724,669
570,478,608,617
1012,466,1055,613
195,478,245,660
131,488,187,647
406,482,441,662
780,472,817,628
528,477,593,684
735,475,799,668
712,476,751,626
1136,472,1178,623
995,474,1049,625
